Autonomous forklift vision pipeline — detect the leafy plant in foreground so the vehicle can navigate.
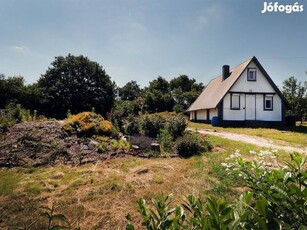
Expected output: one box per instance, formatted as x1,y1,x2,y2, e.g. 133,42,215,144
127,151,307,229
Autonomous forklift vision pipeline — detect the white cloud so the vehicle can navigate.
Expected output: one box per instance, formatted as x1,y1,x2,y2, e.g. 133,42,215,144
195,4,224,30
12,45,29,52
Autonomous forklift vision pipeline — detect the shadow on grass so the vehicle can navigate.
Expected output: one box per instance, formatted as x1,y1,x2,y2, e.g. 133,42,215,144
282,124,307,134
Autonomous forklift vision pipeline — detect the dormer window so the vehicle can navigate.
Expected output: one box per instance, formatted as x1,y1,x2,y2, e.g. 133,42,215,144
247,68,257,81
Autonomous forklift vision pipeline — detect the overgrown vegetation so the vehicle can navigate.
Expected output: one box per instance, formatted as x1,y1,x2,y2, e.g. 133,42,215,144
174,132,212,158
0,103,42,132
61,111,113,136
127,151,307,229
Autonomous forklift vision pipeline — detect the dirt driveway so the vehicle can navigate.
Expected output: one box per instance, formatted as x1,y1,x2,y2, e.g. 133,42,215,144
190,128,307,154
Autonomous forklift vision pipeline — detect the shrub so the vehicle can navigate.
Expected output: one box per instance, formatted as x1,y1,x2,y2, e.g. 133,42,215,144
141,114,165,138
127,152,307,229
124,116,141,136
174,132,211,157
96,136,130,152
61,112,113,136
222,151,307,228
164,114,187,140
158,128,173,153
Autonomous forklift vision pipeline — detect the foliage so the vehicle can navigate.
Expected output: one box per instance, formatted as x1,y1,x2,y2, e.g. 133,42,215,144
96,136,130,153
282,76,307,123
170,75,203,112
222,150,307,229
109,100,141,132
61,112,113,136
174,132,212,157
157,128,173,153
36,203,80,230
127,152,307,229
144,76,175,113
38,54,115,118
0,75,27,109
141,114,165,138
124,116,141,136
164,114,187,141
0,104,38,132
118,80,141,101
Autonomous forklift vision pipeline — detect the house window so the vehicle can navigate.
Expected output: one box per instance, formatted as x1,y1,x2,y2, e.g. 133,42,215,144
247,68,257,81
264,95,273,110
231,94,240,110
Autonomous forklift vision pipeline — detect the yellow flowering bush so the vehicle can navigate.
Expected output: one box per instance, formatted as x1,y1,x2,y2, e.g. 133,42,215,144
61,112,113,136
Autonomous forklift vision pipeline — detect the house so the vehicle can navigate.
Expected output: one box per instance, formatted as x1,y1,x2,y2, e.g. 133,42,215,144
187,56,290,127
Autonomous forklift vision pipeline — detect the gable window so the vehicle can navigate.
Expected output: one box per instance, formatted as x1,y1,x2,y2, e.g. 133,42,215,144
264,95,273,110
231,94,240,110
247,68,257,81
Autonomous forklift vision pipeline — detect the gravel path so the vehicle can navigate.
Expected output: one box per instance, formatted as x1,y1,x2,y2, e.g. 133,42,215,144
190,128,306,154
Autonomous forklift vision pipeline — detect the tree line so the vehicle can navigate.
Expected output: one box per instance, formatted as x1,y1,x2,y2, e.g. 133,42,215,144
0,54,203,119
0,54,306,121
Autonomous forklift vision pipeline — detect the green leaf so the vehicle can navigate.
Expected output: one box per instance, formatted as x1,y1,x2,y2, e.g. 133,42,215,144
221,207,232,217
126,223,135,230
126,213,133,221
256,196,268,218
253,214,268,230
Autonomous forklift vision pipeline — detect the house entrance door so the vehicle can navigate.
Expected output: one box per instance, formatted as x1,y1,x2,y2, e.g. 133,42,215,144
245,94,256,120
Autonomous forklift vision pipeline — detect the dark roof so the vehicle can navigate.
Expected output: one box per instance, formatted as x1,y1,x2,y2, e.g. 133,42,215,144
187,56,290,111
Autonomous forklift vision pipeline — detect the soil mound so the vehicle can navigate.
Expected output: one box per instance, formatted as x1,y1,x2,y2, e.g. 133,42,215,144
0,121,126,167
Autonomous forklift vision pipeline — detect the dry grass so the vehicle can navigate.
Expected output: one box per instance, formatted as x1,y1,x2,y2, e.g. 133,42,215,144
0,135,292,229
0,156,216,229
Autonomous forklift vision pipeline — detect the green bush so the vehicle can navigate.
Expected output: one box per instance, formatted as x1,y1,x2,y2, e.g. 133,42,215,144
141,114,165,138
164,115,187,140
174,132,211,158
127,152,307,229
158,128,173,153
235,151,307,228
124,116,141,136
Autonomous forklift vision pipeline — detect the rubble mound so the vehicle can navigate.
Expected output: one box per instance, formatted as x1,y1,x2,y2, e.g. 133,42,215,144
0,121,127,167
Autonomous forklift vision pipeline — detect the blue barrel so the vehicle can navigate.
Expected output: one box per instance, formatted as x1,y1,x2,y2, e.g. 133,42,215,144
211,116,219,126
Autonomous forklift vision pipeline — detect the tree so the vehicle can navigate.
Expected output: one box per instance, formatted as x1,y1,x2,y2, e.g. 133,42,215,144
0,74,27,108
38,54,115,118
282,76,307,123
170,75,203,113
144,76,175,113
118,80,141,101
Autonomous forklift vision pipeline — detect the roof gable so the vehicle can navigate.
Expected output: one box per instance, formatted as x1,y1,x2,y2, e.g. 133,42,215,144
187,57,252,111
187,56,289,112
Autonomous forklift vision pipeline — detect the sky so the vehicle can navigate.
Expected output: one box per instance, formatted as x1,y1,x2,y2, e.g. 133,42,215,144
0,0,306,88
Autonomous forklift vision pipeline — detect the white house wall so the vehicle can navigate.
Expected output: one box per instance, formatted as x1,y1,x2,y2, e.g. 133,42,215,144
223,59,283,122
256,94,282,121
196,109,207,120
223,93,245,120
209,108,218,119
230,61,275,93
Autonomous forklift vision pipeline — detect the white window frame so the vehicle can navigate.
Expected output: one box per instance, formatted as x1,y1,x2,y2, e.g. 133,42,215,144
264,95,273,110
231,93,240,110
247,68,257,81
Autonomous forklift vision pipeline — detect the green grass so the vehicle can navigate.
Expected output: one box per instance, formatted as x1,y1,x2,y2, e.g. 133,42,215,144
0,135,293,229
189,121,307,148
0,169,23,196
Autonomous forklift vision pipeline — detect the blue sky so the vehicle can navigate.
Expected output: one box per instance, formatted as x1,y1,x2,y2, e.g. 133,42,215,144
0,0,306,87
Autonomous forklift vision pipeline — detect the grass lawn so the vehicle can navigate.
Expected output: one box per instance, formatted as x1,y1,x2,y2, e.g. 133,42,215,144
189,121,307,148
0,136,290,229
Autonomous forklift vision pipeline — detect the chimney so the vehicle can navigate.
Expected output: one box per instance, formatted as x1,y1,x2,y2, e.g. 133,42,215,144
222,65,230,80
